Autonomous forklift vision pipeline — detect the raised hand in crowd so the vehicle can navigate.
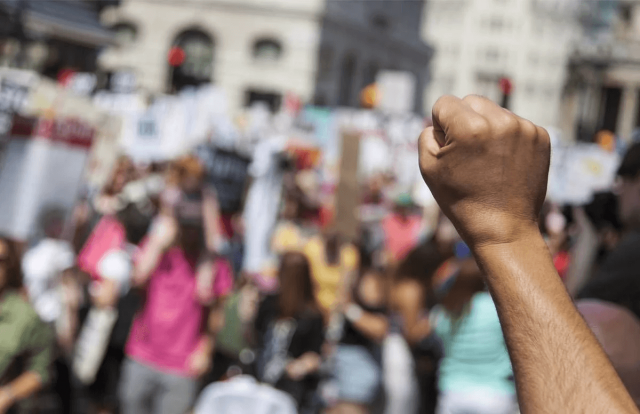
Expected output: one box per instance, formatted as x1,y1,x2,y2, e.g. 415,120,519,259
418,95,639,414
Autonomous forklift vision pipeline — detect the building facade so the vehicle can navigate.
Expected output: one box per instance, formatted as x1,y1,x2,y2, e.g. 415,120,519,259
423,0,578,129
0,0,115,78
98,0,432,114
561,0,640,142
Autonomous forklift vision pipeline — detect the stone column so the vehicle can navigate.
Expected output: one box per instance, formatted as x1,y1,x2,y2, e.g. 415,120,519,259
616,84,638,143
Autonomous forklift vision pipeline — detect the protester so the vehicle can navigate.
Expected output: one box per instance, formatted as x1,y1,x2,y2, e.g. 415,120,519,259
22,207,76,326
272,193,308,255
381,194,423,264
431,257,516,414
390,241,444,414
577,142,640,318
303,232,359,322
75,202,152,414
330,266,388,414
195,375,298,414
254,252,324,411
0,236,54,414
577,300,640,407
21,207,76,414
418,94,637,413
119,199,233,414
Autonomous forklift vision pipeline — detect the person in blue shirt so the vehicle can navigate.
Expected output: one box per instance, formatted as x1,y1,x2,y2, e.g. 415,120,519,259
430,256,516,414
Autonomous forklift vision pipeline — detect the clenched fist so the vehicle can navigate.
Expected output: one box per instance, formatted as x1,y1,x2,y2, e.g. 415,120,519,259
419,95,550,248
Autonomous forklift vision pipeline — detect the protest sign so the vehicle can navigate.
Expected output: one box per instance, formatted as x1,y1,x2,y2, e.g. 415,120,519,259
548,143,619,205
197,145,251,213
334,132,360,240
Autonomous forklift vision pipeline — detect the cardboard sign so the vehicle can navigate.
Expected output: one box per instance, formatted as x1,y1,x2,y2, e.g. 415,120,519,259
197,145,251,213
334,132,361,240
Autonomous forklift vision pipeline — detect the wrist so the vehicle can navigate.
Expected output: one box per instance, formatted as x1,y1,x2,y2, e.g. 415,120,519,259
472,227,553,283
469,221,542,253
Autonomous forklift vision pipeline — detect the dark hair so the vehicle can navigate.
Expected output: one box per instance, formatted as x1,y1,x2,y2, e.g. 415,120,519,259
277,252,318,319
0,235,23,290
618,142,640,179
395,240,446,308
38,206,66,238
396,240,445,284
116,203,152,245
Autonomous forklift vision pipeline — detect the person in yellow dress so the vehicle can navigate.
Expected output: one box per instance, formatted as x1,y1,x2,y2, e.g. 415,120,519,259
303,232,359,322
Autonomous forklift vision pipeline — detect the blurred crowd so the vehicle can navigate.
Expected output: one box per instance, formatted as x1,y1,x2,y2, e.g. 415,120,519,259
1,136,640,414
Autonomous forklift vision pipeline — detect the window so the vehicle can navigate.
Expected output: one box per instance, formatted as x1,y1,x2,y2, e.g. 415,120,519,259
486,48,499,62
318,45,333,78
169,29,214,91
112,23,137,46
363,61,379,87
253,38,283,61
489,16,504,31
338,54,357,106
245,89,282,113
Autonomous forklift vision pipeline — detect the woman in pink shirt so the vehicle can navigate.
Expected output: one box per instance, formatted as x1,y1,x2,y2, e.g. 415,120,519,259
119,200,233,414
382,194,423,264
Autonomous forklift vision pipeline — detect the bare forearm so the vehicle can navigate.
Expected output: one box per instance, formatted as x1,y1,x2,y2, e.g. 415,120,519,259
133,241,164,286
6,372,42,403
474,229,638,414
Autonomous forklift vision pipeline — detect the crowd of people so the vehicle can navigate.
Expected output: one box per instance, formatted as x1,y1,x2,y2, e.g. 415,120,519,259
1,119,640,414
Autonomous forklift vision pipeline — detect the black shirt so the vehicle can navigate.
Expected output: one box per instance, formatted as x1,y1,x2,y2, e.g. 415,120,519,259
340,289,386,358
578,231,640,319
254,295,324,406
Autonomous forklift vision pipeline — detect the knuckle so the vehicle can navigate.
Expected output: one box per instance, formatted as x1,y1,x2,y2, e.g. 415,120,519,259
464,116,490,138
493,114,519,136
433,95,456,113
520,119,538,138
536,126,551,146
462,94,485,106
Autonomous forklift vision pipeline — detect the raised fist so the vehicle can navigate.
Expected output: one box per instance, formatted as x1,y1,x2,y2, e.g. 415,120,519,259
418,95,550,248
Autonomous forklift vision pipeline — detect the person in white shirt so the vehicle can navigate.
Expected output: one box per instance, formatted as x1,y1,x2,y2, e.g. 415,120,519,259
22,207,75,325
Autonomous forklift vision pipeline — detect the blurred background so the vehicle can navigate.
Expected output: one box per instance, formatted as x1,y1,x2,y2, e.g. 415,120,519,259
0,1,639,414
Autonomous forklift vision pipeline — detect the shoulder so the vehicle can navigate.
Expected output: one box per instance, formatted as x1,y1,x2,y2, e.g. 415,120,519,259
4,292,46,333
5,291,38,316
